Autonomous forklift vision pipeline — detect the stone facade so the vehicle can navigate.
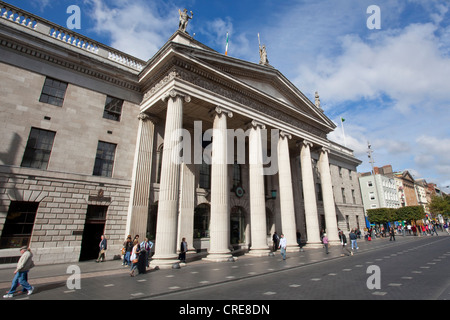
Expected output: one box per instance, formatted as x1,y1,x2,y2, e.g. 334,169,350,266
0,3,366,267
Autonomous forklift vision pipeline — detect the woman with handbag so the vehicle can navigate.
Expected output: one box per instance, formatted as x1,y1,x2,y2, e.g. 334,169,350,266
129,240,140,277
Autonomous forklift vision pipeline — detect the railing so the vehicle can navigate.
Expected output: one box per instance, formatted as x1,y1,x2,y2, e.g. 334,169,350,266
0,1,145,72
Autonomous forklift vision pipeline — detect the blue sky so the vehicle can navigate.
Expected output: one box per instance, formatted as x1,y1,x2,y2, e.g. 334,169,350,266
6,0,450,190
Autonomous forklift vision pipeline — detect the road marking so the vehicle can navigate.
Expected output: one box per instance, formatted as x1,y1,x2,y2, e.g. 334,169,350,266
412,271,422,274
328,273,337,276
388,283,402,287
226,276,235,279
199,281,210,284
131,292,144,297
420,266,430,269
310,278,321,281
169,286,180,290
289,284,301,288
372,291,387,296
104,284,114,287
137,279,146,282
166,275,174,278
263,291,277,295
64,290,76,294
401,277,413,280
343,269,352,272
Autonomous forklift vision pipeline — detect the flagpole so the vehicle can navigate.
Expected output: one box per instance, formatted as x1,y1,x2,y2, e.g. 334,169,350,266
341,117,347,147
225,32,229,56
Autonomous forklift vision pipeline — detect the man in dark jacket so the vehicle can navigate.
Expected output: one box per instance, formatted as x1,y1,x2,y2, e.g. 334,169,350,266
96,234,107,262
339,231,353,256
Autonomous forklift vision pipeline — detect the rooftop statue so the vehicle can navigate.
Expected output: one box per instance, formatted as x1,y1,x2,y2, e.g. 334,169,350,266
178,8,193,33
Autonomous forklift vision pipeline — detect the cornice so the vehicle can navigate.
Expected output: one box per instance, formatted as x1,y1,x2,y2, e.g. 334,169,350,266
0,35,141,92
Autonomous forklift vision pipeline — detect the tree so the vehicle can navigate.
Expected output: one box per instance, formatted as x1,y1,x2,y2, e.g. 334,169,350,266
428,194,450,219
396,206,425,222
367,208,395,224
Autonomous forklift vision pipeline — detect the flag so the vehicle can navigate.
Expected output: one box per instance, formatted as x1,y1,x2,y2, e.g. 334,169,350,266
225,32,229,56
341,117,345,122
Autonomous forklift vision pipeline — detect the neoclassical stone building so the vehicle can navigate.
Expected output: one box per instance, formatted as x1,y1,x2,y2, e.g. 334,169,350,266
0,3,364,266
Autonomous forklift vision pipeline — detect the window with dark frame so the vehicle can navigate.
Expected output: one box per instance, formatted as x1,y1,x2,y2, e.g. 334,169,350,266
103,96,123,121
39,77,68,107
93,141,116,178
0,201,39,249
199,160,211,189
21,127,56,170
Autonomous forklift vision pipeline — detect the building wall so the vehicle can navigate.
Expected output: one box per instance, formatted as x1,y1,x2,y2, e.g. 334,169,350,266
0,62,140,264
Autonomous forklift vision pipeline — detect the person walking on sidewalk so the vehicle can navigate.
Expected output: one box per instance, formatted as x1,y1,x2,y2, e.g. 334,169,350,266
349,229,359,251
279,234,287,260
3,247,35,298
339,231,353,256
389,227,396,241
322,233,329,254
96,234,107,262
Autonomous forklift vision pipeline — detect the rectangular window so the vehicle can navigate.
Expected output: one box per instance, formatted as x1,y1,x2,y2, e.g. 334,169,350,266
21,127,56,170
341,188,346,203
103,96,123,121
39,77,68,107
199,161,211,189
93,141,116,177
0,201,39,249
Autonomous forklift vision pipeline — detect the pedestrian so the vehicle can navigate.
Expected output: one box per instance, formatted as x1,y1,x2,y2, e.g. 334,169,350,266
421,225,427,236
279,234,287,260
322,233,329,254
339,231,353,256
122,235,133,266
179,237,188,263
96,234,107,262
129,239,140,277
389,227,396,241
140,237,153,267
3,246,35,298
431,224,438,236
272,232,279,252
444,222,450,235
349,229,359,251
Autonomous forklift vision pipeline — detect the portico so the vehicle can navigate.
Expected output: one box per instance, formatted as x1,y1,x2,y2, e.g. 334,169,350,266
127,30,355,268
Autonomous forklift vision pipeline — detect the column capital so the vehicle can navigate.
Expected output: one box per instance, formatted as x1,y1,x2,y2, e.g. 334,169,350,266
296,139,313,149
279,131,292,140
246,119,266,130
161,89,191,103
209,106,233,119
138,113,159,124
320,146,331,154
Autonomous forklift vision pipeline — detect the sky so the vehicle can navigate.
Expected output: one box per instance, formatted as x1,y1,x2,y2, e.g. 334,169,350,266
5,0,450,190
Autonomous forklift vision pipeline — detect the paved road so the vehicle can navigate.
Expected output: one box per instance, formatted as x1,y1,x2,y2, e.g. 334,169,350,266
1,235,449,306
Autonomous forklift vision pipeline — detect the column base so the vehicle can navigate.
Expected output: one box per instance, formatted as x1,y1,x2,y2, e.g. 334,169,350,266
203,252,236,262
246,248,271,257
150,253,181,269
286,245,301,253
301,242,324,249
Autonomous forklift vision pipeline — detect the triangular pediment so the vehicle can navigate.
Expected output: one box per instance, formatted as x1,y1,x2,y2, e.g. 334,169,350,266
141,31,336,136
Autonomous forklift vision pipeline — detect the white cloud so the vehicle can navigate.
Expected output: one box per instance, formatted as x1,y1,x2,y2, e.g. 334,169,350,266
84,0,178,60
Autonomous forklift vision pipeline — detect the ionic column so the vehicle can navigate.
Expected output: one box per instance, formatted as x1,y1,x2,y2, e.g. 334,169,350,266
126,113,157,239
277,131,299,252
299,140,322,247
205,107,234,262
318,148,340,244
151,90,190,268
247,120,270,256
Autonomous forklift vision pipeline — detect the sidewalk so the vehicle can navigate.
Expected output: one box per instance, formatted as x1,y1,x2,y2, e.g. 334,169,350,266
0,235,422,297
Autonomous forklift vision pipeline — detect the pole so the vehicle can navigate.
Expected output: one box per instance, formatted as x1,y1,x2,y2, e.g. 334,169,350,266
341,117,347,147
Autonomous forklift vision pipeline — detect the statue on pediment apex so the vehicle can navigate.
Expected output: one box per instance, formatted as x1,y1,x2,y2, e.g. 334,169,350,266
179,8,193,33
